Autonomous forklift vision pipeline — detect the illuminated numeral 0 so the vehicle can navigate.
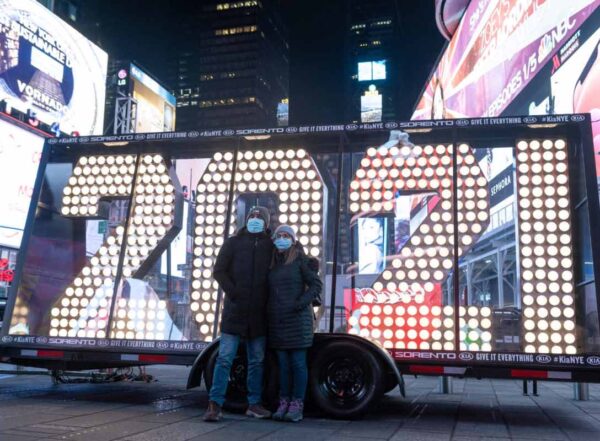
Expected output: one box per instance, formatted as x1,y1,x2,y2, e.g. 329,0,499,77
191,149,325,341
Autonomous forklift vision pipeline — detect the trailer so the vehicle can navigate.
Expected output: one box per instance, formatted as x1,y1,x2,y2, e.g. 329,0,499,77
2,115,600,418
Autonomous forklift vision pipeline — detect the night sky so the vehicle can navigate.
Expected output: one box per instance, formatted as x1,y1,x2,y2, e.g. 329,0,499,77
79,0,445,124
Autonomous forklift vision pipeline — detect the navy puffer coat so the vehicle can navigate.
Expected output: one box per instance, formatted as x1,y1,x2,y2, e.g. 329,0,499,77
213,228,273,338
267,246,322,349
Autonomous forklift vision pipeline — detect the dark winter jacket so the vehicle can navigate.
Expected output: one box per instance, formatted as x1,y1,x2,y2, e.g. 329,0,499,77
267,247,323,349
213,228,273,338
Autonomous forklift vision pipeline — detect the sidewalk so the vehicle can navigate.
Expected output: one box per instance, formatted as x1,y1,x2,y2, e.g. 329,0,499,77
0,364,599,440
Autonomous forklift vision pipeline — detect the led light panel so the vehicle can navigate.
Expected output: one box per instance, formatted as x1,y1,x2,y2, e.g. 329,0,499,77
516,139,577,354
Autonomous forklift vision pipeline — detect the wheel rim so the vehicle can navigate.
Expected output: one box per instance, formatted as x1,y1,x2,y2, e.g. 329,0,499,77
318,355,369,405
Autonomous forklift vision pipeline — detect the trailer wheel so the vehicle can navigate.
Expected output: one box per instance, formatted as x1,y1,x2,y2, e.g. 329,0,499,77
204,345,278,412
309,340,384,418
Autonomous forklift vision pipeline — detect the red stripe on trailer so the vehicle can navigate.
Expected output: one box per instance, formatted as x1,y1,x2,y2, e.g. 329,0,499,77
409,365,467,375
511,369,548,379
139,354,168,363
38,350,64,358
20,349,64,358
511,369,572,380
410,365,444,374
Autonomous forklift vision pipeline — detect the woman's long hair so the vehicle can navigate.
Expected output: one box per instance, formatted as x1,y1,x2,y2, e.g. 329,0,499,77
271,241,305,268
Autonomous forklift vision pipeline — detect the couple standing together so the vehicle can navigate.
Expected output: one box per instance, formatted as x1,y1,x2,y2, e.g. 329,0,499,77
203,206,322,423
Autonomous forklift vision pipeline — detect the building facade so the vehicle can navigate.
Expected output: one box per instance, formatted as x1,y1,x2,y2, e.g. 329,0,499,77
170,0,289,131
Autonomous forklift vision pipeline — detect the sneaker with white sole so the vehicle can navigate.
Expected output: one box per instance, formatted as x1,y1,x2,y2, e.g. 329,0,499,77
246,403,272,419
284,399,303,422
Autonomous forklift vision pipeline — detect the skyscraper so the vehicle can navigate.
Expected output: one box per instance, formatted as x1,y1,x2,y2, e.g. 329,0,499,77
36,0,80,25
345,0,400,123
170,0,289,131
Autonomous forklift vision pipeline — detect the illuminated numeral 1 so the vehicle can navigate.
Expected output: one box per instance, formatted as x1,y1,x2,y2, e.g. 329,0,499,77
516,139,576,354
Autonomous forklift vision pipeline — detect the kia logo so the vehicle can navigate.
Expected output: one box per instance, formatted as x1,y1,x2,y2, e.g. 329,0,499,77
196,343,207,350
587,356,600,366
188,131,200,137
384,122,398,129
459,352,474,361
523,116,538,123
98,339,110,347
536,355,551,363
456,119,469,126
346,124,358,130
135,134,146,140
36,337,48,344
157,341,169,349
571,115,585,122
223,129,235,136
48,139,57,144
79,137,89,143
1,336,13,343
285,127,298,133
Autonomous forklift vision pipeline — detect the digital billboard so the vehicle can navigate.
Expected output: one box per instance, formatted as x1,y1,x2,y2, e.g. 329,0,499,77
0,0,108,135
361,85,382,123
120,63,176,133
0,118,45,248
357,60,387,81
412,0,600,189
413,0,600,120
357,217,387,274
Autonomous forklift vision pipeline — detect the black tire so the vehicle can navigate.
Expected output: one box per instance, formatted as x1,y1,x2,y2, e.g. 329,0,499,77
383,373,398,394
308,340,384,419
204,344,278,412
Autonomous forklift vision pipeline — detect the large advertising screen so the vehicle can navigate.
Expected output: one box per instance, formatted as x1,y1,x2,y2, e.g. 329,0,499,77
130,63,176,133
0,0,108,135
0,118,45,248
412,0,600,189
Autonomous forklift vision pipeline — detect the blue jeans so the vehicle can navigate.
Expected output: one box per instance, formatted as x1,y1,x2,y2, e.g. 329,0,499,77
276,349,308,400
208,333,266,406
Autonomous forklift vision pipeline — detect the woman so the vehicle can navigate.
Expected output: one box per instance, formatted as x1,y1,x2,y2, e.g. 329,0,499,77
268,225,322,422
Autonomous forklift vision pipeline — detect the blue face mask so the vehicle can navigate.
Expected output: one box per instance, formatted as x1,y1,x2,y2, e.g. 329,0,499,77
274,237,293,251
247,217,265,233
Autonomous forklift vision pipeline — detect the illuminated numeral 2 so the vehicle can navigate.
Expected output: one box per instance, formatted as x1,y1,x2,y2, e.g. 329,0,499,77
348,141,491,350
49,154,182,339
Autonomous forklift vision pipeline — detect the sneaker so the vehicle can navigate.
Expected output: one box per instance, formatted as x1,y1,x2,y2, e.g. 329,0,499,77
284,399,303,422
272,397,289,421
246,403,272,419
203,401,222,422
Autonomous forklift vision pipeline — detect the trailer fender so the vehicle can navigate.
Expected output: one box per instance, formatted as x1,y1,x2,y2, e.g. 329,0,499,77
186,338,220,389
312,333,405,397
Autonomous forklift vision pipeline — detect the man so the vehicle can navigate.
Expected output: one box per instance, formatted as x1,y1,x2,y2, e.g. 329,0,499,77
203,206,274,422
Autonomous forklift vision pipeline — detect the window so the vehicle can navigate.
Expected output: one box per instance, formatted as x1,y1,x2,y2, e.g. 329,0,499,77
216,1,259,10
371,19,392,27
215,25,257,36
